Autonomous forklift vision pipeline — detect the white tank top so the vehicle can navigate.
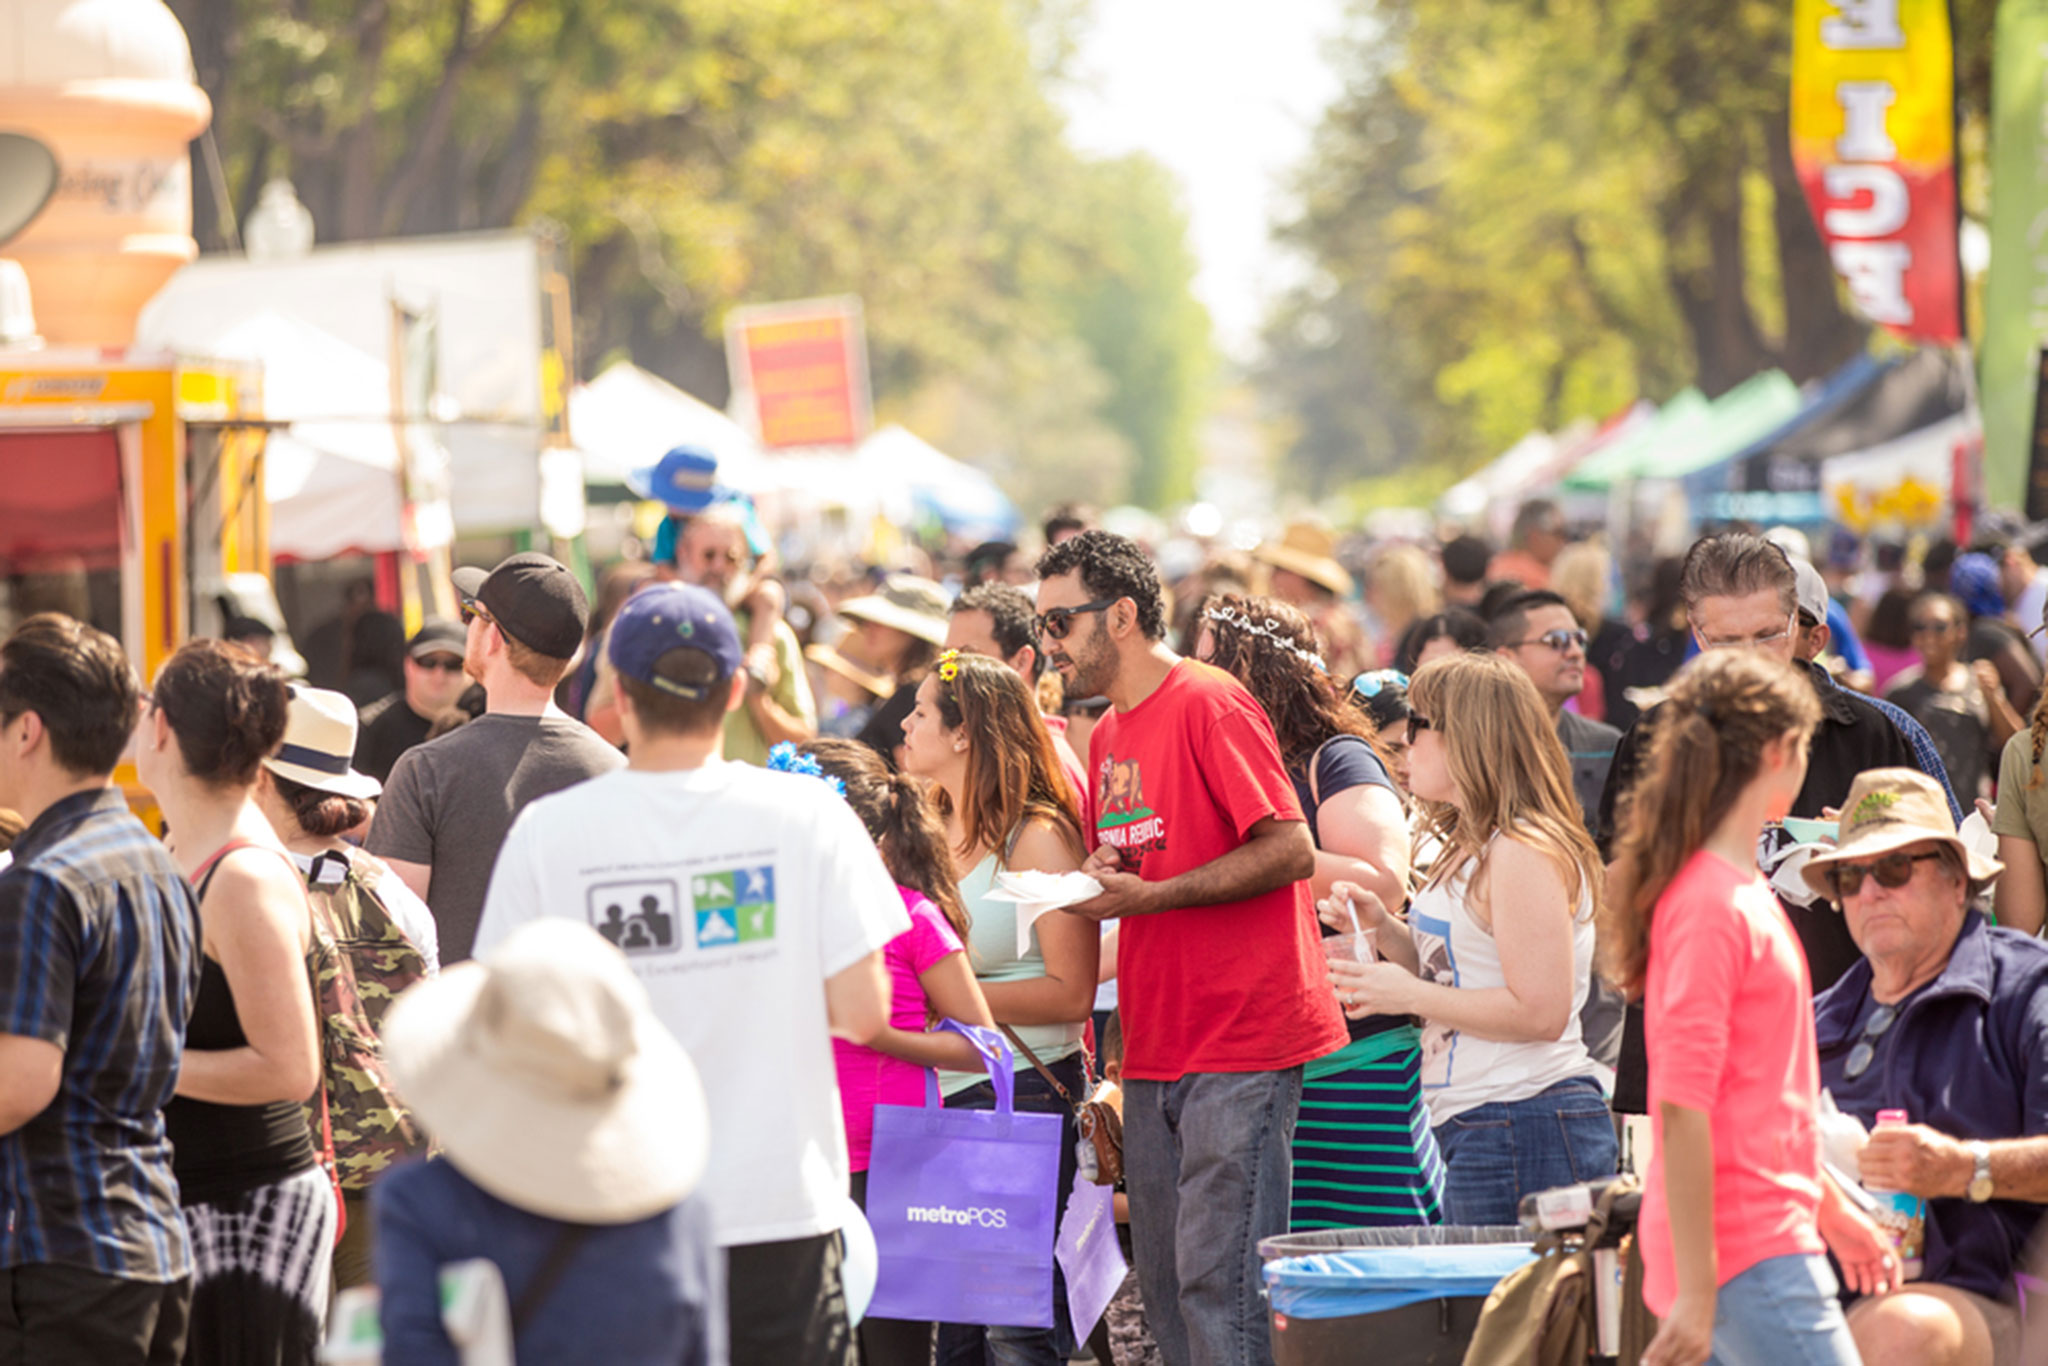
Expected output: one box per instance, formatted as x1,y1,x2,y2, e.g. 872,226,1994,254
1408,837,1598,1125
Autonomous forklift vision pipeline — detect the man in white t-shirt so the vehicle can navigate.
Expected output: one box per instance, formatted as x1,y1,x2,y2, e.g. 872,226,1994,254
474,582,904,1366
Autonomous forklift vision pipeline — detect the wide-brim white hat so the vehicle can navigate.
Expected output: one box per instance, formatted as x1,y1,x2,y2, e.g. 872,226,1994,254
262,685,381,801
382,919,710,1224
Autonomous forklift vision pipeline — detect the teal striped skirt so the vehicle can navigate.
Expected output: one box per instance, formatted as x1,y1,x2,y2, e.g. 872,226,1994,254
1289,1025,1446,1231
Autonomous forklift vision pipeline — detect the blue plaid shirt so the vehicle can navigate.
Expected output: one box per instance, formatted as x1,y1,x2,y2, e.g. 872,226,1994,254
0,789,201,1281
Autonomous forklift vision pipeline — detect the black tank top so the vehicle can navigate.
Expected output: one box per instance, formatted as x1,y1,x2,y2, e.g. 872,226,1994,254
164,845,318,1206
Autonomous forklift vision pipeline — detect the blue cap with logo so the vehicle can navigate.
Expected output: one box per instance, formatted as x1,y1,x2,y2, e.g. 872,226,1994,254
607,583,743,701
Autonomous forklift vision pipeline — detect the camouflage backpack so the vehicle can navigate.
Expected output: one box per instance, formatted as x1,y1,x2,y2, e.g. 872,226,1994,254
299,850,432,1190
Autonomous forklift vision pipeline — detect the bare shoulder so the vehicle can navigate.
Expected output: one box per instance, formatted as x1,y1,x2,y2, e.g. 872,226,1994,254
1010,814,1084,874
200,848,310,945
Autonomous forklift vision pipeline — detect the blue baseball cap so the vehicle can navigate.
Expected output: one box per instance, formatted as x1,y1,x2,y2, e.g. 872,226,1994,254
628,446,722,514
607,583,743,701
1950,551,2005,620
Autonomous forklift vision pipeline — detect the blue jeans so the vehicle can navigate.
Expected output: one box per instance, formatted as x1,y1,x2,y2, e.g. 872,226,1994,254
1708,1254,1859,1366
1124,1069,1302,1366
1430,1075,1616,1227
934,1051,1086,1366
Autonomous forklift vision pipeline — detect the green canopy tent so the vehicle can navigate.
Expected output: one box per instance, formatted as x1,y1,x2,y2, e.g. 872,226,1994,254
1560,371,1803,491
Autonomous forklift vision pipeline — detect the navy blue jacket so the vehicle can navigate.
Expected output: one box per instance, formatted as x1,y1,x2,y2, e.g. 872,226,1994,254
1814,911,2048,1302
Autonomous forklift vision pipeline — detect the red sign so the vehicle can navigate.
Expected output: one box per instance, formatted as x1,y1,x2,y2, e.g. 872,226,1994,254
1790,0,1961,342
725,297,872,450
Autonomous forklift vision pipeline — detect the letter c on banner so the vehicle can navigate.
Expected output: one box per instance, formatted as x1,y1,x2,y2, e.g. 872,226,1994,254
1823,163,1910,237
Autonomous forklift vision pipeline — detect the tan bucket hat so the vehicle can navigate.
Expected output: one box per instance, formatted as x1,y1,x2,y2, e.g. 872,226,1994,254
1800,767,2002,902
381,919,710,1224
836,574,951,646
1253,521,1354,598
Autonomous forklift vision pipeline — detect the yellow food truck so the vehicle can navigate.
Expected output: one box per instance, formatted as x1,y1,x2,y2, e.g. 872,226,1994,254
0,349,267,805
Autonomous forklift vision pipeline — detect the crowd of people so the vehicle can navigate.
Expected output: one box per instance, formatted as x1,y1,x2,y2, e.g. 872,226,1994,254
5,482,2048,1366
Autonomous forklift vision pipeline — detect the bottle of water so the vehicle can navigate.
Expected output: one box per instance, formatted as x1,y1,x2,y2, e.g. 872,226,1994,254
1866,1109,1925,1280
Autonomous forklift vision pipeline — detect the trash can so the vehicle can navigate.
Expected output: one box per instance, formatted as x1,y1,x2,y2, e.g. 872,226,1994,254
1260,1225,1533,1366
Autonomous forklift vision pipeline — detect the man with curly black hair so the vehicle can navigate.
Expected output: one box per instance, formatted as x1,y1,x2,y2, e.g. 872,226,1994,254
1034,530,1345,1366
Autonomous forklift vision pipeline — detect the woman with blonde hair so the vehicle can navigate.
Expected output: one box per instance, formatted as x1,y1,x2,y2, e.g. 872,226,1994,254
899,651,1094,1365
1549,540,1629,723
1366,544,1442,670
1328,650,1615,1225
1605,651,1896,1365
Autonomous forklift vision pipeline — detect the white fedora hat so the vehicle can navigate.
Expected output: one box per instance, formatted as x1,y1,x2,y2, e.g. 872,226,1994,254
262,686,381,801
381,919,710,1224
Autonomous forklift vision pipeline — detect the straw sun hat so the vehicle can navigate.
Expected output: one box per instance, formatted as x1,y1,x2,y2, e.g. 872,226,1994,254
382,919,710,1224
261,686,381,801
1800,768,2002,902
1253,521,1354,598
835,574,951,646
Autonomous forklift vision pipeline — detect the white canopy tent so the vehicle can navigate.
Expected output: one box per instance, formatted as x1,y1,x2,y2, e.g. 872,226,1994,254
570,361,772,495
198,312,453,561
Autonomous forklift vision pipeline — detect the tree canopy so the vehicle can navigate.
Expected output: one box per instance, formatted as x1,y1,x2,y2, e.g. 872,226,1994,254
1264,0,1993,497
170,0,1212,514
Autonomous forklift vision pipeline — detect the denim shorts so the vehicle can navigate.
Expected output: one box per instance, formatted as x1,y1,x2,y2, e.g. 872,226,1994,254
1430,1075,1616,1227
1709,1254,1858,1366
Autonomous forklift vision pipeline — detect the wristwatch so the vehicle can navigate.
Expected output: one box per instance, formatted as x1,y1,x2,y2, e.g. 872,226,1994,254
1967,1140,1995,1203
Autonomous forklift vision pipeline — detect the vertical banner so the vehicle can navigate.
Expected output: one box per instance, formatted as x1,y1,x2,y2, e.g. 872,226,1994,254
1982,0,2048,513
724,295,873,450
1790,0,1961,342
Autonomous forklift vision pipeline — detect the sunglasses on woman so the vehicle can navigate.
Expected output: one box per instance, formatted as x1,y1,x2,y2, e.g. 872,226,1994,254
1405,714,1432,745
1032,598,1119,641
1823,850,1944,900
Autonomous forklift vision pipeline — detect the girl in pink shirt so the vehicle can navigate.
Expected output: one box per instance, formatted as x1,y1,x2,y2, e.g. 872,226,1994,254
1605,651,1897,1366
795,739,993,1366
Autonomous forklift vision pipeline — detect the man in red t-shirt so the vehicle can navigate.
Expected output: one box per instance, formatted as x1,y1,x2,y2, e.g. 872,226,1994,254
1036,531,1346,1366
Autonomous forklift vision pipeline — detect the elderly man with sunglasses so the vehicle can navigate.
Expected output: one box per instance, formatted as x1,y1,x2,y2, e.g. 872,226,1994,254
1801,768,2048,1366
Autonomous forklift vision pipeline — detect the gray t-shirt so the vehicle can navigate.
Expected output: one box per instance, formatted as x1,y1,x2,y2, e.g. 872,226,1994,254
366,712,624,963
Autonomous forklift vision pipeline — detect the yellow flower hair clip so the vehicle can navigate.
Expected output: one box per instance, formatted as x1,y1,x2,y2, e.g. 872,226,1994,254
936,648,963,682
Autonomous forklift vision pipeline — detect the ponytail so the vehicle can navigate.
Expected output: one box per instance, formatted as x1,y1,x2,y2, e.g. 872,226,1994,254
1602,651,1820,998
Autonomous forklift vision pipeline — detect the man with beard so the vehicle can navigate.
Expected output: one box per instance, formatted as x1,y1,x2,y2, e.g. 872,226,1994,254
1036,530,1344,1366
367,553,623,964
673,504,815,765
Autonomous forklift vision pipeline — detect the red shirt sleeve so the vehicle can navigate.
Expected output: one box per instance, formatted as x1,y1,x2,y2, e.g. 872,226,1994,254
1187,669,1306,839
1645,863,1750,1113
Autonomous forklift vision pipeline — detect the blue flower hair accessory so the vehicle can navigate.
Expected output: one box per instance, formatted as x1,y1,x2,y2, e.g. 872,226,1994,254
767,741,846,798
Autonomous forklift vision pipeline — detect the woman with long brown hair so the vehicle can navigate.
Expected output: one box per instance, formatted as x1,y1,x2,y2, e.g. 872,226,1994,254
1604,651,1895,1366
136,640,333,1364
1195,594,1443,1229
1327,650,1614,1226
899,651,1093,1366
796,738,995,1366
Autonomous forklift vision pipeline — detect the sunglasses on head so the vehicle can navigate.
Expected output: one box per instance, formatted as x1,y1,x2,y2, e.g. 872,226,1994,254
1033,598,1119,641
1352,669,1408,699
1824,849,1946,900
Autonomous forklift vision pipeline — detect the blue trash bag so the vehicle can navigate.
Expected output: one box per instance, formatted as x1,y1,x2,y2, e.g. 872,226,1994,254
1261,1227,1535,1321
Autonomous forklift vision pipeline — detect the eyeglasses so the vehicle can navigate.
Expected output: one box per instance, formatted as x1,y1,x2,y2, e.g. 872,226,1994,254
414,654,465,673
1033,598,1120,641
1405,714,1432,745
1512,628,1588,653
1695,616,1796,651
1823,850,1946,900
1352,669,1408,698
1842,1002,1898,1080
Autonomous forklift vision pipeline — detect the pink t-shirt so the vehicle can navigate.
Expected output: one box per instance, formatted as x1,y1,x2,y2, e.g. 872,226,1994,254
833,885,965,1171
1639,850,1826,1314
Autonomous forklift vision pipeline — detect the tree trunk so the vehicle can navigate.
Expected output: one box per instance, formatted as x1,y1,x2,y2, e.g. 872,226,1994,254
1766,113,1869,383
1664,159,1776,397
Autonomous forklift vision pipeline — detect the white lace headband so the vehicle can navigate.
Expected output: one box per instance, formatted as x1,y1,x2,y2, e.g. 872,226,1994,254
1203,605,1326,671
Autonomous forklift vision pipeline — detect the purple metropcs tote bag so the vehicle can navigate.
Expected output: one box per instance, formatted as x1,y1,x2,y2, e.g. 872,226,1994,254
864,1022,1063,1327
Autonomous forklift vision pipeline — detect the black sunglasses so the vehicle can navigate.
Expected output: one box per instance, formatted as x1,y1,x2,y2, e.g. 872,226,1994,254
1405,714,1432,745
1824,850,1945,900
460,601,497,630
413,654,465,673
1033,598,1120,641
1842,1003,1898,1080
